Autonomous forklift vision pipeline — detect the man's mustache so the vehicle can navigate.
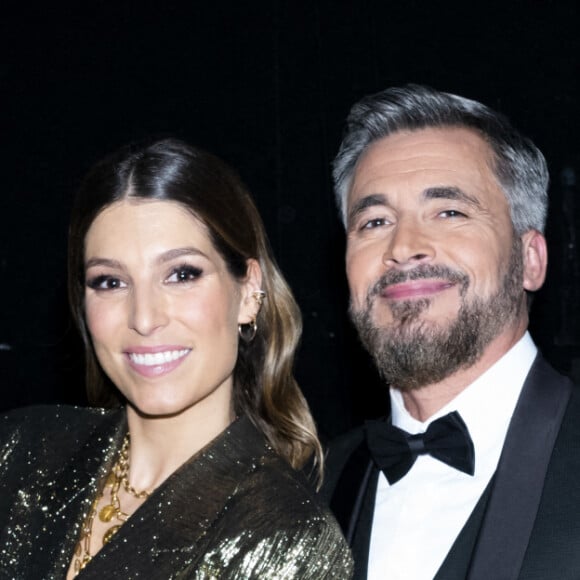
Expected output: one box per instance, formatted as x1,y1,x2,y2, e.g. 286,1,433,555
369,265,470,299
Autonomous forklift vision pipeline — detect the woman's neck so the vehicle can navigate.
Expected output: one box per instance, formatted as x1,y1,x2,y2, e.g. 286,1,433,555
124,400,235,492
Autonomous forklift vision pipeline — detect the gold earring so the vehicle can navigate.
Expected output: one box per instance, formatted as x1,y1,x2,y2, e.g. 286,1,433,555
238,290,264,342
238,319,257,342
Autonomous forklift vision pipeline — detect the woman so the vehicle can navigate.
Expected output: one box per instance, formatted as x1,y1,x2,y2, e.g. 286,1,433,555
0,139,353,579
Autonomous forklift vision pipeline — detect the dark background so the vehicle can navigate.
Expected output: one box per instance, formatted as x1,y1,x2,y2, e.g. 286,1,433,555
2,1,579,441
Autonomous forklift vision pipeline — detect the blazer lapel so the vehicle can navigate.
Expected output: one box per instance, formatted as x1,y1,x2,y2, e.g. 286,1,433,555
351,468,379,580
77,416,271,578
467,355,573,580
330,436,373,541
330,436,378,580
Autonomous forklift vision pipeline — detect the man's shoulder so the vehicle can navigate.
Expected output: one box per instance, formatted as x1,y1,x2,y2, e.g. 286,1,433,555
514,360,580,575
320,425,367,504
525,354,580,423
327,426,367,462
551,371,580,440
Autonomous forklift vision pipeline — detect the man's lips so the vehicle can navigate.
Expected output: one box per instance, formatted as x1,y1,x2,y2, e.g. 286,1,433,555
380,280,456,300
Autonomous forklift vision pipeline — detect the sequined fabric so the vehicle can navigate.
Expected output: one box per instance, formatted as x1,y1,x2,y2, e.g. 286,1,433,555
0,406,353,579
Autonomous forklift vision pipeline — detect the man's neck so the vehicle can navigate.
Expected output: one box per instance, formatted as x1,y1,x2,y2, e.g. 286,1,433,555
399,326,528,422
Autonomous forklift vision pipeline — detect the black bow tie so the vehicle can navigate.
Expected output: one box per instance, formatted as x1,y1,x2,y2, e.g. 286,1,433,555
365,411,475,485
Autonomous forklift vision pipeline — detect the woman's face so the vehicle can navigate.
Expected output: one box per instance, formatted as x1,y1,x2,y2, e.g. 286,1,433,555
83,199,261,421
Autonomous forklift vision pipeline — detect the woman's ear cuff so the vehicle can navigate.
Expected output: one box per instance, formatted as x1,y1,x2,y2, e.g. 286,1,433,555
252,290,266,307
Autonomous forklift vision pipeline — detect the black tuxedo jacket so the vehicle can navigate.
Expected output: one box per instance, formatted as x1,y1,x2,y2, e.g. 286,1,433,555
322,355,580,579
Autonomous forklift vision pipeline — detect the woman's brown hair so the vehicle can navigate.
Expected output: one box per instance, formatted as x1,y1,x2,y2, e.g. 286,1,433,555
68,138,323,482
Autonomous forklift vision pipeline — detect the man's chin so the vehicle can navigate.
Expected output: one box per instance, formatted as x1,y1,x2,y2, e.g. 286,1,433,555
371,296,437,326
369,310,449,336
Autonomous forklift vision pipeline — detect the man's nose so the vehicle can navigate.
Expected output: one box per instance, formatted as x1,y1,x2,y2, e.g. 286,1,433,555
382,218,435,267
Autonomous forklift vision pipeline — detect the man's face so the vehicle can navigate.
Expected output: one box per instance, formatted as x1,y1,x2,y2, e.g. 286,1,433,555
345,127,530,390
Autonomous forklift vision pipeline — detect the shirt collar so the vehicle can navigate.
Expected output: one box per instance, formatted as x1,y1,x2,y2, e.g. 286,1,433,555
390,332,537,476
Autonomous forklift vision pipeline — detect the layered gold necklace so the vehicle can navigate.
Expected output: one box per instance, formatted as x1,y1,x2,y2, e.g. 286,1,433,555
73,434,151,575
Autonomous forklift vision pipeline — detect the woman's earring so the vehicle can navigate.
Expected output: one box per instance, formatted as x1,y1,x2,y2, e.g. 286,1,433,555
238,318,258,342
238,290,265,342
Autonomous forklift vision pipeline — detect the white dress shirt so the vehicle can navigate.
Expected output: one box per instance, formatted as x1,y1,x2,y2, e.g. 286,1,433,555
368,332,537,580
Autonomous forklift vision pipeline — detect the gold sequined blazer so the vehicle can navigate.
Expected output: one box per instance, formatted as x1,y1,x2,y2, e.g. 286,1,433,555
0,406,353,579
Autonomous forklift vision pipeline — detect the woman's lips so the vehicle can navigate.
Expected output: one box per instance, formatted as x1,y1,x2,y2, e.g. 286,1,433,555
124,347,191,378
381,280,456,300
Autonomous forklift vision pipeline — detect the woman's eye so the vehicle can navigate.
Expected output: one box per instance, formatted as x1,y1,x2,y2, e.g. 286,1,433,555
167,265,203,283
86,275,126,291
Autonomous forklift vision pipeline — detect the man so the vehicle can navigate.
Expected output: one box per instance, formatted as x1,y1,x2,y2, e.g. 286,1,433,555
323,85,580,579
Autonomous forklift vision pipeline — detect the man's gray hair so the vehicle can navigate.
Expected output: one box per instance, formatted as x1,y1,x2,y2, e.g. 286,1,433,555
333,84,549,234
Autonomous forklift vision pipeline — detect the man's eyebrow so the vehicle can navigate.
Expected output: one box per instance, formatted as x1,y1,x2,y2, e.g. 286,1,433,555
347,193,389,226
346,187,481,228
423,186,481,208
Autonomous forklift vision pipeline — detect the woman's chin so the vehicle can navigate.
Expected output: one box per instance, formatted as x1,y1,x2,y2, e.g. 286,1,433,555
126,398,190,420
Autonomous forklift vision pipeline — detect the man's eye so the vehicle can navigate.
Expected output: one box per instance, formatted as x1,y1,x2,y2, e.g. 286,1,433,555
86,276,126,291
439,209,467,218
361,218,390,230
167,265,203,283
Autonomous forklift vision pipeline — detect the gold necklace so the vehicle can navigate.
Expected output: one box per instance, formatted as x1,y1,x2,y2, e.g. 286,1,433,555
72,434,152,575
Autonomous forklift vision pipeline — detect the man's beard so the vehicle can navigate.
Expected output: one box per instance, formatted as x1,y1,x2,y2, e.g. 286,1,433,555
349,237,526,391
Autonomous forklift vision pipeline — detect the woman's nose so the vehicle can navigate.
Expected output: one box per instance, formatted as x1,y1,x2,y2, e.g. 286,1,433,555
128,286,169,336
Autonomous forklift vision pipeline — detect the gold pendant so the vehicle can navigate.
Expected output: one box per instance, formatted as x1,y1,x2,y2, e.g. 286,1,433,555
99,504,117,522
103,524,121,545
105,472,117,487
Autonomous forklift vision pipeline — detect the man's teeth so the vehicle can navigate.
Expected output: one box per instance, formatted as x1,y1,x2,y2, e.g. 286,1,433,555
129,349,190,366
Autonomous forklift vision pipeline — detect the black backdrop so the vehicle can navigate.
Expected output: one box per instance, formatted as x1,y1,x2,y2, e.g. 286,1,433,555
2,0,579,441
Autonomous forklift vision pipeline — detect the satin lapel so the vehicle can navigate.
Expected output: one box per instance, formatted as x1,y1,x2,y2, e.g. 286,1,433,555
351,468,379,580
78,416,270,578
330,437,373,541
329,437,377,580
22,409,125,577
467,356,573,580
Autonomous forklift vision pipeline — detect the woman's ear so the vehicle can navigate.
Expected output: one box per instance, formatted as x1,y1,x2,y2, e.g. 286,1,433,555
238,259,264,324
521,230,547,292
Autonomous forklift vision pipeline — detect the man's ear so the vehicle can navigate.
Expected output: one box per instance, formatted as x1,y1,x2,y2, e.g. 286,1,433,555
521,230,547,292
238,259,263,324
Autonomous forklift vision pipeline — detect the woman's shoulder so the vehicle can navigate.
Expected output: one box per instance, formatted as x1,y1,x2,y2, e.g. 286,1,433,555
216,446,353,575
0,404,122,443
194,448,353,579
2,403,113,419
0,405,123,489
254,450,332,516
222,419,347,535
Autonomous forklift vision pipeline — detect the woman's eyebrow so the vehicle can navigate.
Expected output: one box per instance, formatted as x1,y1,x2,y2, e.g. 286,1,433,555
156,247,208,264
85,257,122,269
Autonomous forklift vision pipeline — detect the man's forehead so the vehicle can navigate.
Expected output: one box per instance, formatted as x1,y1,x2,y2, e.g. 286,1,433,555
354,126,493,173
347,128,501,206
